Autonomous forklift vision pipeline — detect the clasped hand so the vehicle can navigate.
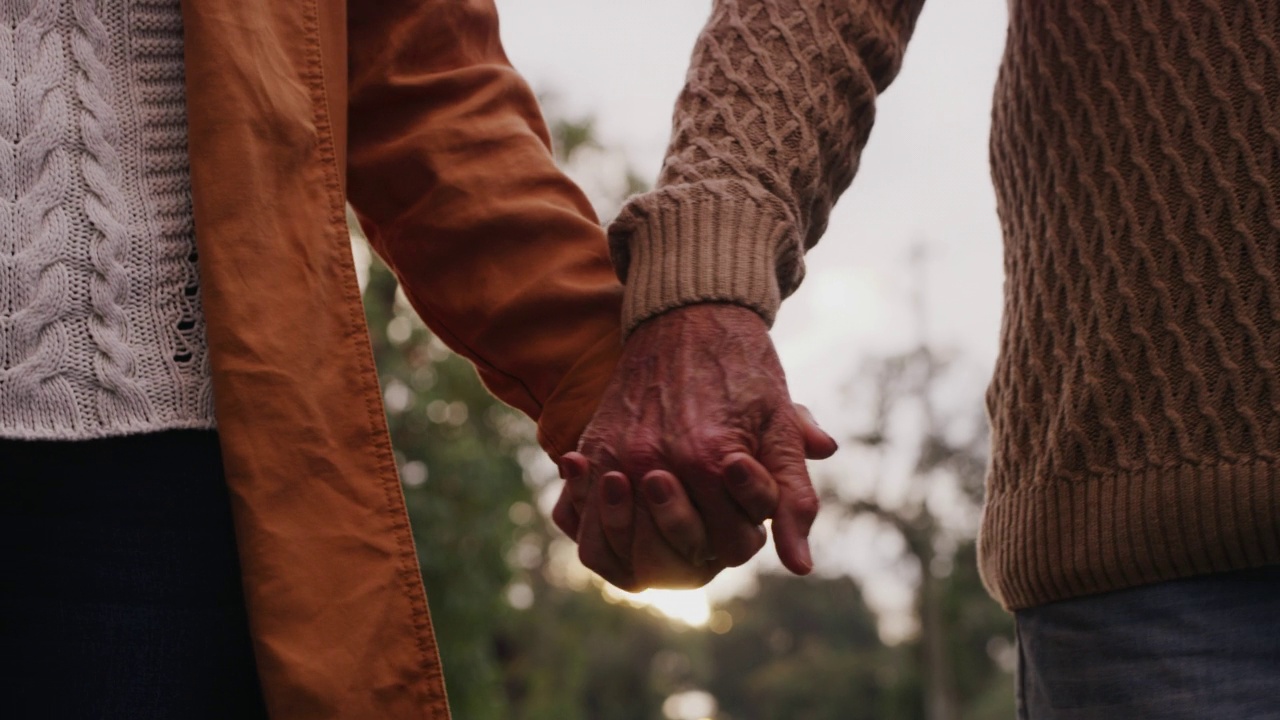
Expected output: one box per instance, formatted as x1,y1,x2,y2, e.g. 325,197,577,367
552,304,837,591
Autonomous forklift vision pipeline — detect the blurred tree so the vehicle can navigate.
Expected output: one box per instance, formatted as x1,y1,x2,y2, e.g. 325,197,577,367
361,253,529,719
541,94,649,220
352,97,1016,719
821,250,1014,720
497,577,696,720
705,573,909,720
361,247,696,720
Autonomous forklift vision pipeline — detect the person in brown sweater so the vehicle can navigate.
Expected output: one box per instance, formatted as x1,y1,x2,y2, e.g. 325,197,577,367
557,0,1280,716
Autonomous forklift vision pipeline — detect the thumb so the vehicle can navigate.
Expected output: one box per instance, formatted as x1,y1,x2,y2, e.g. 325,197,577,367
794,403,838,460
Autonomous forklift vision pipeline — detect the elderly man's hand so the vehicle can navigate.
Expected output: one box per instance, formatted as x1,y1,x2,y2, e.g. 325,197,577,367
551,303,836,591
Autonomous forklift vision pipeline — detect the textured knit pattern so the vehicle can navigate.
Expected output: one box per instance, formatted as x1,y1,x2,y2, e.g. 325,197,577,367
610,0,1280,609
609,0,925,333
0,0,213,439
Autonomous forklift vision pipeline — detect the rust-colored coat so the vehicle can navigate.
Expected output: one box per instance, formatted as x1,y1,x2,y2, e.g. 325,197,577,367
180,0,622,716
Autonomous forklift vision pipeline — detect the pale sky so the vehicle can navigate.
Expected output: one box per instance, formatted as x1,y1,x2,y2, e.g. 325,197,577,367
495,0,1012,629
497,0,1009,431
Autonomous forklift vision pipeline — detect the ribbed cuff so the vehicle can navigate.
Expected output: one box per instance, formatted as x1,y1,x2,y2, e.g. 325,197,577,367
979,461,1280,610
608,184,797,337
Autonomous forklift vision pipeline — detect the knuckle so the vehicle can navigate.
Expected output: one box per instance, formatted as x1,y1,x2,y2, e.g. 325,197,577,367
578,432,622,469
768,445,812,481
766,409,804,443
577,420,610,450
788,491,821,526
793,402,813,422
677,426,743,469
620,431,665,470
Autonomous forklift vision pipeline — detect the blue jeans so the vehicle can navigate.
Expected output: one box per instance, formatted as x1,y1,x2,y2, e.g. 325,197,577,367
1016,566,1280,719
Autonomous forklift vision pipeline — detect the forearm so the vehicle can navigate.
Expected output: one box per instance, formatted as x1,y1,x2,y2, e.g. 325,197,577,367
608,0,927,334
347,0,623,457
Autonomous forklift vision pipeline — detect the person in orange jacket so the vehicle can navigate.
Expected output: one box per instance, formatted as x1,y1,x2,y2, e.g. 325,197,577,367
0,1,824,718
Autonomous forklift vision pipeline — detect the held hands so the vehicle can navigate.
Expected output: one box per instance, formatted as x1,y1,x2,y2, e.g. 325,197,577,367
552,304,837,591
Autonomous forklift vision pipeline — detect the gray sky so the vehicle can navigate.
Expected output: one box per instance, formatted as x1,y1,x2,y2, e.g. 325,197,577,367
496,0,1012,629
497,0,1009,430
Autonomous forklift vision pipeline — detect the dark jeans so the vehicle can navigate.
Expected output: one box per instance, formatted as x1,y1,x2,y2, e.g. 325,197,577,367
1016,566,1280,719
0,430,269,719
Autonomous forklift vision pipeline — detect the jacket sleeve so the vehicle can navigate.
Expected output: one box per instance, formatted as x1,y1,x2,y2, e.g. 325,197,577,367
346,0,623,457
608,0,928,335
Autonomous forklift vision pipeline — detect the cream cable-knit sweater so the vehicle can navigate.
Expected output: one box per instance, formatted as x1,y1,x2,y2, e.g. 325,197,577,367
0,0,212,439
610,0,1280,609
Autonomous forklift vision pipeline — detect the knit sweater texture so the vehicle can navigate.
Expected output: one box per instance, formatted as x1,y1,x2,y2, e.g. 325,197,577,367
0,0,212,439
609,0,1280,609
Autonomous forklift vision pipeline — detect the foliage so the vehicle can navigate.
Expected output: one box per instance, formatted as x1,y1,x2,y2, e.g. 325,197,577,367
820,255,1015,720
354,102,1015,719
363,257,527,718
362,250,702,719
706,574,908,720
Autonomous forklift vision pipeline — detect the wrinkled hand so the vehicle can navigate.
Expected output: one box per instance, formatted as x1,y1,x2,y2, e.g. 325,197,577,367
552,303,837,591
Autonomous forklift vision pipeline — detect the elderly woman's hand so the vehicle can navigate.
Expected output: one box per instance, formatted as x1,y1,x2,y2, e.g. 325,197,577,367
551,303,837,591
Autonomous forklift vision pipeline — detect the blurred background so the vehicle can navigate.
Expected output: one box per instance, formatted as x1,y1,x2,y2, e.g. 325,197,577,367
352,1,1015,718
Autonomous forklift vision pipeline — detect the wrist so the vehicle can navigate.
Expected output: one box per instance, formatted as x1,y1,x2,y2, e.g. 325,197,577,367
628,302,769,344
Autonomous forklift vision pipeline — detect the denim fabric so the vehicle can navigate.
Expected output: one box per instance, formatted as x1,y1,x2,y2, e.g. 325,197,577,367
0,430,268,719
1016,566,1280,719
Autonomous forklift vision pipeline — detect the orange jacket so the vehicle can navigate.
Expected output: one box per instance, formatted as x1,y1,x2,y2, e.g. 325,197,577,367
181,0,622,716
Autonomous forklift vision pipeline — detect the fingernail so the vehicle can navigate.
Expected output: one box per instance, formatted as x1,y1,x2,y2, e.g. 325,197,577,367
799,406,837,448
726,461,749,487
603,473,628,506
643,475,670,505
807,417,837,448
798,542,814,573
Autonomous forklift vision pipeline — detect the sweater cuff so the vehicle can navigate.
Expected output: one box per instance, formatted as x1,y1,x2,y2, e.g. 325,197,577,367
608,184,797,337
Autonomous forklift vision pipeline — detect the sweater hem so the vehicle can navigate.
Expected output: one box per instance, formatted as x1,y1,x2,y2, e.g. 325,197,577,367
979,460,1280,611
0,416,218,442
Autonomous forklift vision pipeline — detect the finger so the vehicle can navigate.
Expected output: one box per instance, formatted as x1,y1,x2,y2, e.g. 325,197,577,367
761,412,820,575
631,521,725,590
772,482,819,575
577,491,638,592
559,452,592,512
632,501,724,589
551,485,581,538
600,471,634,563
640,470,709,563
686,491,762,566
723,522,767,568
685,480,768,569
794,403,838,460
722,452,779,523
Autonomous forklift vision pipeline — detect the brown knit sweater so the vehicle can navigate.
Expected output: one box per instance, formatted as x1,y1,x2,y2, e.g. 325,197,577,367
608,0,1280,610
